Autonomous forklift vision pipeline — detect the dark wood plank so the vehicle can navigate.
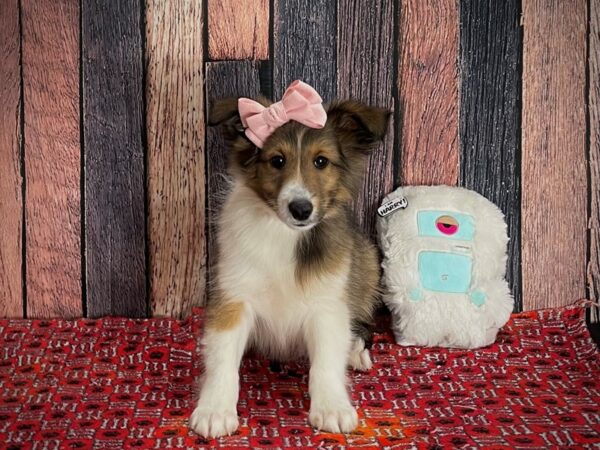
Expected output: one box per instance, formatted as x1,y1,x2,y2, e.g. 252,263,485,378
459,0,522,311
397,0,459,186
273,0,336,100
0,0,23,318
22,0,82,318
521,0,587,310
146,0,206,317
589,0,600,320
208,0,269,60
205,61,261,284
83,0,146,318
337,0,394,237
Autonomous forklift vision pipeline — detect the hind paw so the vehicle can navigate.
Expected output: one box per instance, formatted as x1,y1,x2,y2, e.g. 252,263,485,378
349,338,373,371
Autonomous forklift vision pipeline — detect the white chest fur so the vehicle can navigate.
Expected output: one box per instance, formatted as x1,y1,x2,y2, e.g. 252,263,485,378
216,183,350,359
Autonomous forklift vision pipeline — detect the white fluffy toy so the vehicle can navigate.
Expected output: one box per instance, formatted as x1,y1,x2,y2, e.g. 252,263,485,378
376,186,514,349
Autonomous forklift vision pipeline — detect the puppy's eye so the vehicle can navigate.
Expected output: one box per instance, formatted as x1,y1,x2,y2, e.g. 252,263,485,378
314,156,329,169
270,155,285,169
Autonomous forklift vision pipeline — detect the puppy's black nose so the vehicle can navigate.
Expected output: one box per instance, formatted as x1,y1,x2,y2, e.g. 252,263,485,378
288,199,313,221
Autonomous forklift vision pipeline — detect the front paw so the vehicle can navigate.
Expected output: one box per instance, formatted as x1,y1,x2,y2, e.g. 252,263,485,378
309,400,358,433
189,405,239,438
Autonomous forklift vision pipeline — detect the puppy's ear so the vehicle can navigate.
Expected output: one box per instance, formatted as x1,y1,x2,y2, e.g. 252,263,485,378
208,96,272,169
208,98,246,142
327,100,391,152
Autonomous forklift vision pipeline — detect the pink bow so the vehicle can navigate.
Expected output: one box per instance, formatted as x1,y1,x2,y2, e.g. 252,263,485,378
238,80,327,148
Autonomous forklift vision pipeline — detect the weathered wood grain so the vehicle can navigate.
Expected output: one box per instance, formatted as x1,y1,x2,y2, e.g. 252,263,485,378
459,0,522,311
397,0,459,186
205,61,261,285
589,0,600,319
22,0,81,318
337,0,394,237
146,0,206,317
208,0,269,60
0,0,23,318
273,0,336,100
83,0,146,318
521,0,587,310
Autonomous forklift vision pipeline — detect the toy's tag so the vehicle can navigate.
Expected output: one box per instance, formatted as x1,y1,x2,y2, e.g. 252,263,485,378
377,197,407,217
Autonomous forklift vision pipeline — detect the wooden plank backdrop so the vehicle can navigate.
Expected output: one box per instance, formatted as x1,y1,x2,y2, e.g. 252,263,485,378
459,0,522,310
22,0,82,318
146,0,206,318
0,0,598,318
273,0,336,100
337,0,395,236
83,0,146,318
208,0,269,60
521,0,588,310
590,0,600,320
397,0,459,186
0,0,22,318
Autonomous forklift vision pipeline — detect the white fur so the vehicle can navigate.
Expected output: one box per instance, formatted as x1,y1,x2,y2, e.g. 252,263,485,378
348,337,372,371
190,182,361,437
377,186,514,349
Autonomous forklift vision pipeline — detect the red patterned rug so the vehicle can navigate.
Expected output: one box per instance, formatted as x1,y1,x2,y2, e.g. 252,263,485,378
1,305,599,449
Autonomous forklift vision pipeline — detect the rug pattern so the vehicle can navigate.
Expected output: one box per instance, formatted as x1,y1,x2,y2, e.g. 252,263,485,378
1,306,599,449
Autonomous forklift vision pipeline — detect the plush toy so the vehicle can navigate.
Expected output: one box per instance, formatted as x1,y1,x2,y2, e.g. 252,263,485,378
376,185,514,349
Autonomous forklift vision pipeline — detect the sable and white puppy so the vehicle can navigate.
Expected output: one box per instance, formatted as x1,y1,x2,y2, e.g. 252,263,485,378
190,87,390,438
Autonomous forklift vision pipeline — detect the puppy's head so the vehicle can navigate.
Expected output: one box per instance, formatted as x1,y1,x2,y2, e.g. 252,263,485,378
210,97,390,230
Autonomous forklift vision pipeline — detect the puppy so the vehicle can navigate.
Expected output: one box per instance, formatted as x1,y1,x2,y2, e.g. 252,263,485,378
190,88,390,438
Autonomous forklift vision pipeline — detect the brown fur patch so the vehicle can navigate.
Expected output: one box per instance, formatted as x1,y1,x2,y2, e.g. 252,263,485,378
346,234,382,324
294,211,349,286
205,301,243,331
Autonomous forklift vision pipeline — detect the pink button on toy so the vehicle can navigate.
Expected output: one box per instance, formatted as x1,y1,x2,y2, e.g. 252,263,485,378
435,215,459,235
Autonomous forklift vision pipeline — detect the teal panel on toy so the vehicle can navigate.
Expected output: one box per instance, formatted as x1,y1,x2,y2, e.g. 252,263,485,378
417,210,475,241
418,251,472,293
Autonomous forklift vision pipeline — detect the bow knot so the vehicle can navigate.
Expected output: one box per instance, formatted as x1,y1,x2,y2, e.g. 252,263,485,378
263,101,288,128
238,80,327,148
